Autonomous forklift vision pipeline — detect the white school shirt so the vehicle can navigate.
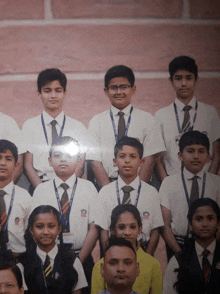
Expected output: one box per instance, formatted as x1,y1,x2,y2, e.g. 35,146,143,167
0,112,26,155
22,111,98,180
2,181,33,253
32,174,103,249
88,104,165,178
97,175,164,242
154,97,220,176
17,245,88,291
159,168,220,236
163,240,216,294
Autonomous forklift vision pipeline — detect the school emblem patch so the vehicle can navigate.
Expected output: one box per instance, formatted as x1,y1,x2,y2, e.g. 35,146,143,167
81,209,87,218
15,217,20,225
54,272,59,279
216,261,220,270
142,211,149,220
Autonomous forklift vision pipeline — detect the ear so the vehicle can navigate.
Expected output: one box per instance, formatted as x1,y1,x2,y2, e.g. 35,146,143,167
131,85,136,95
188,222,193,232
14,161,19,172
113,158,118,167
29,226,34,236
205,152,210,163
104,87,109,97
178,152,183,162
110,228,116,236
135,261,140,278
20,286,24,294
48,157,52,167
138,225,142,236
139,158,144,167
58,224,62,235
100,263,105,278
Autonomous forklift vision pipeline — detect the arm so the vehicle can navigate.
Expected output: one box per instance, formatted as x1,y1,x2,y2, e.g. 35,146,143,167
12,154,23,184
139,155,156,183
155,153,168,182
91,160,110,188
75,155,85,178
24,152,42,188
208,139,220,174
79,222,98,264
101,228,109,252
145,228,160,256
161,205,181,253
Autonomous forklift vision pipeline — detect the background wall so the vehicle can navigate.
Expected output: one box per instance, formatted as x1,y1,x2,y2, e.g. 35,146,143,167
1,0,220,129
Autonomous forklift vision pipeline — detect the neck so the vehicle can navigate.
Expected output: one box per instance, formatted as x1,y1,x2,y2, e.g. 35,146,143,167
120,175,136,185
196,236,215,249
44,108,62,119
0,178,12,188
107,286,133,294
58,173,75,183
177,96,193,105
39,243,56,254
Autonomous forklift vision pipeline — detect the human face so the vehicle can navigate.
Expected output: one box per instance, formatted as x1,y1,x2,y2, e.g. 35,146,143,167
0,150,18,182
104,77,136,110
101,246,139,291
189,205,219,244
112,211,142,250
171,69,198,103
30,212,61,253
178,144,209,174
48,145,79,181
39,80,66,113
113,146,142,183
0,269,24,294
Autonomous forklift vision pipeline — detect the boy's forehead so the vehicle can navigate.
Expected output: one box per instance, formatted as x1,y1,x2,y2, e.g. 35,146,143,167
118,145,139,153
42,80,62,88
0,149,14,156
108,76,130,86
173,69,195,77
52,142,79,156
105,245,136,261
184,143,208,150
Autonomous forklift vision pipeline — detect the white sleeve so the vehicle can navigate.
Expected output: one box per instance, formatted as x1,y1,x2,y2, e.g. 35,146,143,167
16,263,28,291
73,257,88,290
159,177,171,210
163,256,178,294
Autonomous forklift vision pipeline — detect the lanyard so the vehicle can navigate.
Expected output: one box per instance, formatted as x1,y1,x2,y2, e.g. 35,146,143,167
173,101,198,134
110,106,133,142
3,187,15,232
53,178,77,229
41,114,66,145
116,179,141,207
181,171,206,206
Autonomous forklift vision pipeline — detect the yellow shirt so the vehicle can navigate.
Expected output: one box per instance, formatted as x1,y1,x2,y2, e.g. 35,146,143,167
91,247,162,294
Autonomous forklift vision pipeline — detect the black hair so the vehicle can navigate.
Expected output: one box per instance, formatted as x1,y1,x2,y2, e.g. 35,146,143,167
37,68,67,93
187,197,220,224
105,65,135,88
104,236,136,257
179,131,210,153
110,204,142,232
49,136,80,158
0,263,23,289
169,56,198,81
0,139,18,163
114,136,143,159
28,205,61,229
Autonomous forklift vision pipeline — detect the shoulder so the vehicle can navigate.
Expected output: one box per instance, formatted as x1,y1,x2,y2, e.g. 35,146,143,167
155,103,174,117
89,110,110,122
65,115,87,128
22,114,41,129
14,185,32,202
140,180,159,195
137,247,160,266
77,178,98,192
132,107,153,118
99,181,116,195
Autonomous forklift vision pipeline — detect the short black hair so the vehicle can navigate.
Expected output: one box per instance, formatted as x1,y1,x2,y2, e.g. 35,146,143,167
49,136,80,158
104,236,136,257
0,263,23,289
114,136,143,159
169,56,198,81
37,68,67,93
179,131,210,153
187,198,220,223
105,65,135,88
0,139,18,163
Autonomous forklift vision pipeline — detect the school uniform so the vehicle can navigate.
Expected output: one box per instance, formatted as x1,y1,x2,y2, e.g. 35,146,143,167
22,110,97,181
154,97,220,176
0,112,26,154
0,181,32,253
96,175,164,242
159,168,220,238
17,244,88,293
88,104,165,179
163,240,220,294
98,291,140,294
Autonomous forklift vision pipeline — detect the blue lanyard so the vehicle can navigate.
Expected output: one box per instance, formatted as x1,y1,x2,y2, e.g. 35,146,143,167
53,178,77,229
116,179,141,207
41,114,66,145
3,187,15,232
181,171,206,206
173,101,198,134
110,106,133,142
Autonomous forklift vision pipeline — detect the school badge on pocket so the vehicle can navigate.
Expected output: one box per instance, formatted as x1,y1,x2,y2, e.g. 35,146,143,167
143,211,149,220
81,209,87,218
15,217,20,225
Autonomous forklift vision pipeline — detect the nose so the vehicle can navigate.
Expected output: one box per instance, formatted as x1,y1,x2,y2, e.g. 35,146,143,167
0,158,6,165
115,86,123,94
202,218,209,227
124,226,131,236
117,262,125,272
43,226,50,234
181,78,187,86
193,151,199,159
51,90,57,98
124,156,130,163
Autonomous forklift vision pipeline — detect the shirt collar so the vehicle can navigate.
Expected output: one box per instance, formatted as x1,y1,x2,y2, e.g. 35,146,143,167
43,110,65,126
183,167,204,180
55,173,76,189
195,239,216,257
0,181,14,196
175,97,196,111
111,104,132,116
118,175,140,191
37,244,58,263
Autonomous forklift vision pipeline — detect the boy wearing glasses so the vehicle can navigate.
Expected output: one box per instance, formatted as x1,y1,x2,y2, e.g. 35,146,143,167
88,65,165,188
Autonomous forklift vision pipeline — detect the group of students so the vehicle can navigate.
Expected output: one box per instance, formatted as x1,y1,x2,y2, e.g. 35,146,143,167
0,55,220,294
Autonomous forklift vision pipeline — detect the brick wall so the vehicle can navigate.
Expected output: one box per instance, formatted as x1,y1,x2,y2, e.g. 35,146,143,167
0,0,220,129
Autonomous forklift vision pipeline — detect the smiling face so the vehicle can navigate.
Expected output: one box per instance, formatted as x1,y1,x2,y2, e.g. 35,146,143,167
30,212,61,253
112,211,142,250
39,80,66,114
189,205,219,245
178,144,209,174
104,77,136,110
101,245,139,292
0,150,18,184
171,69,198,104
0,269,24,294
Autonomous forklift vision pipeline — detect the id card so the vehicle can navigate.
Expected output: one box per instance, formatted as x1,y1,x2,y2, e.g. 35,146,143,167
63,232,74,244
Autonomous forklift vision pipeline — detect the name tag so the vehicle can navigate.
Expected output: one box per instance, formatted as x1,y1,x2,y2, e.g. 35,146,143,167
63,233,74,245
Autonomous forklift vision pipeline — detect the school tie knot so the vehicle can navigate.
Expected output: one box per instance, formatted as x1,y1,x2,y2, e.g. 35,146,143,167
183,105,192,112
50,119,57,127
202,248,210,259
202,249,211,283
118,111,124,118
118,111,125,140
0,190,6,198
190,175,199,204
122,186,134,204
60,183,69,191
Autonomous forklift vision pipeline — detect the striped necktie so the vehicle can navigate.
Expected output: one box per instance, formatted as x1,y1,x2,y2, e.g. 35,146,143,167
190,175,199,204
44,254,52,284
60,183,70,232
202,249,211,283
122,186,134,204
0,190,6,229
118,111,125,140
182,105,192,132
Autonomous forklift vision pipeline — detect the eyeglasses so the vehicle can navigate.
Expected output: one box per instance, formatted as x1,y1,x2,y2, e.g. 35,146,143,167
107,84,131,94
0,282,18,290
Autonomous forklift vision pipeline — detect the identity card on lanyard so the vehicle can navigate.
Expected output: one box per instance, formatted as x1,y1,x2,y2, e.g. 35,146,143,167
181,171,206,206
41,114,66,145
110,107,133,142
115,179,141,207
